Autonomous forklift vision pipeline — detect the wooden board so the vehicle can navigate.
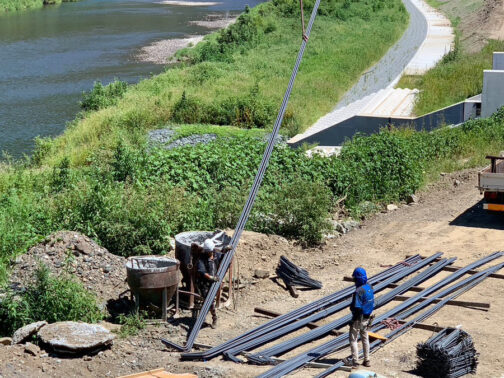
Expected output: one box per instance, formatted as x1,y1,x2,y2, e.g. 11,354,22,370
119,369,197,378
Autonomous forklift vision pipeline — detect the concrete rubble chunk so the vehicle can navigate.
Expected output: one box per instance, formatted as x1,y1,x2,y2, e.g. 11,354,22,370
387,204,398,211
254,269,270,279
332,220,346,234
342,219,360,232
24,342,40,356
12,321,47,344
0,337,12,346
38,321,115,354
406,194,418,204
75,240,93,255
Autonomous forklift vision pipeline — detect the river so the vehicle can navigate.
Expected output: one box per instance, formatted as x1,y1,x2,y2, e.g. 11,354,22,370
0,0,262,158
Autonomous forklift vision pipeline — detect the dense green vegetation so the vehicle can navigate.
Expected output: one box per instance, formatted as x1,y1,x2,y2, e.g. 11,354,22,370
398,40,504,115
0,0,78,13
37,0,408,167
3,107,504,284
81,80,129,112
0,265,103,336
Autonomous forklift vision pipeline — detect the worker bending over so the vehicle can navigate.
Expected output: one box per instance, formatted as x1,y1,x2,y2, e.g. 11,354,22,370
348,267,375,368
196,239,223,329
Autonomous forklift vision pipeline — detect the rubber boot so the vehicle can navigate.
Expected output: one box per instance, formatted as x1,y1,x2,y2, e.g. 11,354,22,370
211,316,218,329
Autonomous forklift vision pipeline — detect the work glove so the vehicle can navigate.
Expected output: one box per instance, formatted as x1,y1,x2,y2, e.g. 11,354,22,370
210,276,219,282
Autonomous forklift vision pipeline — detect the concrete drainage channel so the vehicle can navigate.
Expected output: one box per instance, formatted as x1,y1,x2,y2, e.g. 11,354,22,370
334,0,429,110
290,0,455,153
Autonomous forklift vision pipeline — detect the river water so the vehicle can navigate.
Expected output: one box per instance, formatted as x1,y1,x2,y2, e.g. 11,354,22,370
0,0,262,158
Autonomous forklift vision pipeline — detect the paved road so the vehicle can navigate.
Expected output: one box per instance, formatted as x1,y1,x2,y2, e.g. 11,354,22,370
335,0,428,109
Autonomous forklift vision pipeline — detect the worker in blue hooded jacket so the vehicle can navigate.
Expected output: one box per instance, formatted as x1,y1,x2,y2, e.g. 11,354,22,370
348,267,374,368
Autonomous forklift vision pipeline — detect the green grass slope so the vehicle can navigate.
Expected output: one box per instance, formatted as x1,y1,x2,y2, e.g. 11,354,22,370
36,0,409,166
398,40,504,115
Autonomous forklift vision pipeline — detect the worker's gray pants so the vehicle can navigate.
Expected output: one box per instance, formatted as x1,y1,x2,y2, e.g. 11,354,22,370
349,318,370,362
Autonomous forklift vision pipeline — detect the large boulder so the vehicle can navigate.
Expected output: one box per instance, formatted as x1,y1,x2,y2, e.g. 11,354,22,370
12,321,47,344
38,321,115,354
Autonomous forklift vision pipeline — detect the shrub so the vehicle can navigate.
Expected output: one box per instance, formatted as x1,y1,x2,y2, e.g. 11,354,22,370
251,176,333,245
117,311,146,338
335,131,423,206
171,91,207,124
0,265,103,336
80,80,128,111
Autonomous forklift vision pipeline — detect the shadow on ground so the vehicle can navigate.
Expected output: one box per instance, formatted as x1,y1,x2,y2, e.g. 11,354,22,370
450,200,504,230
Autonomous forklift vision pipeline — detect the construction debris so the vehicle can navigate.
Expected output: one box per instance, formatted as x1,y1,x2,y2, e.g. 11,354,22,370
178,252,503,378
12,321,47,344
416,328,478,378
276,256,322,290
38,321,115,355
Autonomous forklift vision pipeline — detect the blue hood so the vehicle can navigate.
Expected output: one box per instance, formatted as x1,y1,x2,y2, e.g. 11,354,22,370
352,267,368,286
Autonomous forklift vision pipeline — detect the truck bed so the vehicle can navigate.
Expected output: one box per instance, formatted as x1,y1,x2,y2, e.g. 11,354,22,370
478,158,504,192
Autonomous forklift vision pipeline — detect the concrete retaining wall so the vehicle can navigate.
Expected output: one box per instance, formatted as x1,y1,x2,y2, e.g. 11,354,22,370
482,70,504,118
290,102,465,147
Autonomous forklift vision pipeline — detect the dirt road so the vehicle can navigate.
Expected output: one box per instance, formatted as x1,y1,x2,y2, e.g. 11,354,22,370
1,168,504,377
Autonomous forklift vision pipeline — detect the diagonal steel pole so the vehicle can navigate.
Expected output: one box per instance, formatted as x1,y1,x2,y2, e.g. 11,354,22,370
162,0,323,352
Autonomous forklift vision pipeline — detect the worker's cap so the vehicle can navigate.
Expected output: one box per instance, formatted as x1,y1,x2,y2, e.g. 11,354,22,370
352,267,368,285
203,239,215,252
352,267,367,277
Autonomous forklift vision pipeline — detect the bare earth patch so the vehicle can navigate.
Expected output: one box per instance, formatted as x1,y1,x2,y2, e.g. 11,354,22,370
2,169,504,377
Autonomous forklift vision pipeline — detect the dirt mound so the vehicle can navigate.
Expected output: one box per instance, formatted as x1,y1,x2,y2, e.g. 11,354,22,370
231,230,300,278
456,0,504,52
9,231,128,305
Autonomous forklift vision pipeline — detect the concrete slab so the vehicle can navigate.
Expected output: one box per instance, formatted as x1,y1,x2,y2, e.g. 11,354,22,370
482,70,504,118
493,52,504,70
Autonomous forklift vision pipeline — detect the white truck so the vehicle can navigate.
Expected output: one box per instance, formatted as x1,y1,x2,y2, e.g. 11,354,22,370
478,155,504,211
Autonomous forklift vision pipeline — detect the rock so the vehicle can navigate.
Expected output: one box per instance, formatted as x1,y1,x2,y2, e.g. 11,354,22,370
254,269,270,279
12,321,47,344
0,337,12,346
406,194,418,204
261,255,267,261
386,204,398,212
332,220,346,234
38,321,115,354
148,128,175,145
75,240,93,255
342,219,360,232
454,179,461,187
24,342,40,356
102,265,111,273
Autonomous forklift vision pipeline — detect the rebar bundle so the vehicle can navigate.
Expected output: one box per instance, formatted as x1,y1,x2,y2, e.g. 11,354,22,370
416,328,478,378
276,256,322,290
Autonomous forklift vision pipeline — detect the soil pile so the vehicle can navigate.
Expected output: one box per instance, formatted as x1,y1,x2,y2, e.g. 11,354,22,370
9,231,128,304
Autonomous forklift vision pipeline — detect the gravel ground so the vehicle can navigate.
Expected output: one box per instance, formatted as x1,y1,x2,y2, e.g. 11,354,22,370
148,129,218,149
137,36,205,65
148,128,287,150
335,0,428,109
